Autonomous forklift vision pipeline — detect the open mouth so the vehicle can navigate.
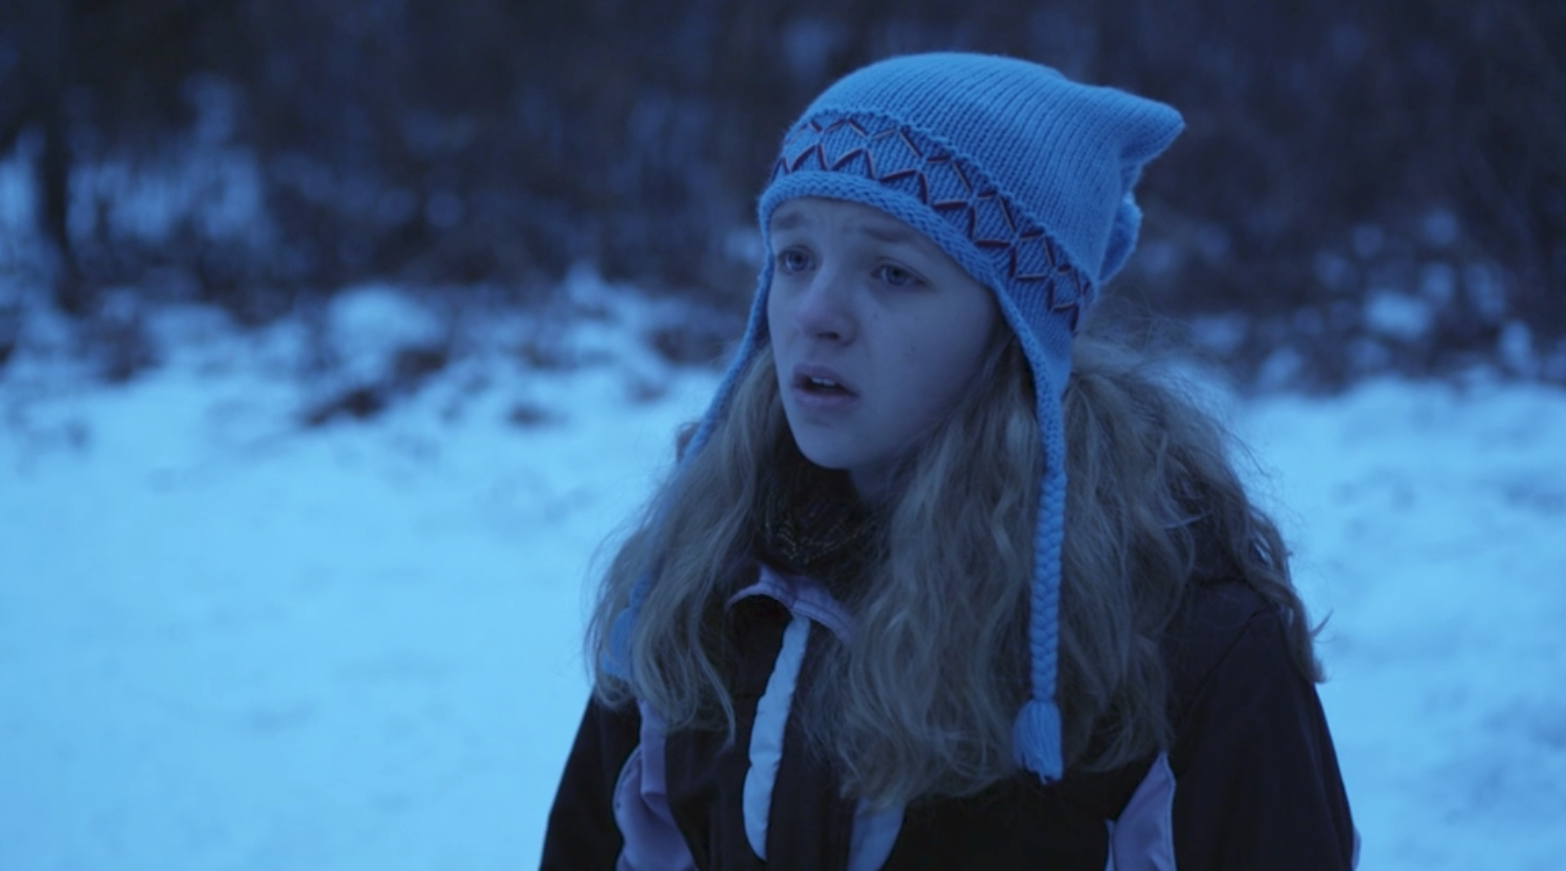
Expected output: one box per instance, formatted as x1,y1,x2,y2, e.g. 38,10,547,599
791,363,858,399
799,374,852,395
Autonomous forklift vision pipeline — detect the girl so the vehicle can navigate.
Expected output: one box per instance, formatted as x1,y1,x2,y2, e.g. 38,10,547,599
543,53,1356,870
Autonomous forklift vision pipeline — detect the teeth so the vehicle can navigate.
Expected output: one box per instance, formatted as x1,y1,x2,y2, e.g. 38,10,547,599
809,377,839,388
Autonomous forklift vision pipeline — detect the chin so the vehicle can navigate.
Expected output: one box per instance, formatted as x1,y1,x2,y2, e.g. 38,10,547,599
794,445,850,472
789,434,859,473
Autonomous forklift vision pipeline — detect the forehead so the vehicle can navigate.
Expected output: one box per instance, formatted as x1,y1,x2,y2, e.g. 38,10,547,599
769,198,926,248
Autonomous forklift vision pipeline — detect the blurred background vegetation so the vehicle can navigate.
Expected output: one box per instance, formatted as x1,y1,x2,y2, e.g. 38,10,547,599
1,0,1562,390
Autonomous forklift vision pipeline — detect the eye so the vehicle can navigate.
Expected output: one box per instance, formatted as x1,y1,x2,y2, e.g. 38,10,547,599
876,264,919,287
776,248,812,273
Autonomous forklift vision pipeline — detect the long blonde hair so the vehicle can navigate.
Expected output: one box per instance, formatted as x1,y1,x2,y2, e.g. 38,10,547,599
587,326,1318,808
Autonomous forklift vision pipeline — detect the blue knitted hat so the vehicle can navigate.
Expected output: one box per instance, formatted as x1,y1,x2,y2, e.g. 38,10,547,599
616,53,1183,784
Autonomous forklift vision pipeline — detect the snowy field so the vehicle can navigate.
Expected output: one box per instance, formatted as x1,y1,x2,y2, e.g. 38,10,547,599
2,281,1564,871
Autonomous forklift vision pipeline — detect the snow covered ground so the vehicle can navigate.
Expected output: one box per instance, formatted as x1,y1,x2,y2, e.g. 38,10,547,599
2,282,1563,870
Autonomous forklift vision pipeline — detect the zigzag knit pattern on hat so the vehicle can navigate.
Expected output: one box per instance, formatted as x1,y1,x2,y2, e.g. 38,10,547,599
770,114,1093,333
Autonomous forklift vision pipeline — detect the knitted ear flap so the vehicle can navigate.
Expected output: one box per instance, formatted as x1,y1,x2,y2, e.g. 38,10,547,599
1100,195,1143,284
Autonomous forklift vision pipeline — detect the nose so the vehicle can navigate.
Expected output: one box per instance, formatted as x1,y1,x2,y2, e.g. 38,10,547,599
789,267,855,343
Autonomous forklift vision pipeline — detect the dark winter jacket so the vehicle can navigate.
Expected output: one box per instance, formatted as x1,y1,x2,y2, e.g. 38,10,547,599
542,565,1357,870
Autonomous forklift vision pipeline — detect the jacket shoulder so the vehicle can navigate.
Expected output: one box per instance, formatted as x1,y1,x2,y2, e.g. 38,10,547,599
1165,579,1302,726
1162,579,1358,869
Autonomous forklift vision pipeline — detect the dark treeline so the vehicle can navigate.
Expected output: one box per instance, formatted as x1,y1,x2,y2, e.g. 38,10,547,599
2,0,1563,387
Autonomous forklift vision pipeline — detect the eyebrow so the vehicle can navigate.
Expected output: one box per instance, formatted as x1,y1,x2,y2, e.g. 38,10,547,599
770,208,923,248
771,209,810,233
858,222,922,247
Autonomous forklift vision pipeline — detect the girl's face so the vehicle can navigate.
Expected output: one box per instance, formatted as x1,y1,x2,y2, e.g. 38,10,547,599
767,197,1000,500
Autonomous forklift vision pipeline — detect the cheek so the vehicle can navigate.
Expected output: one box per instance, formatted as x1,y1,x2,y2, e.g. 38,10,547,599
905,314,994,414
765,290,786,345
765,294,791,388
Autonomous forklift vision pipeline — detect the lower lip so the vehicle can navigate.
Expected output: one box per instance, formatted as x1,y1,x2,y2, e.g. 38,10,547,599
791,384,859,413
